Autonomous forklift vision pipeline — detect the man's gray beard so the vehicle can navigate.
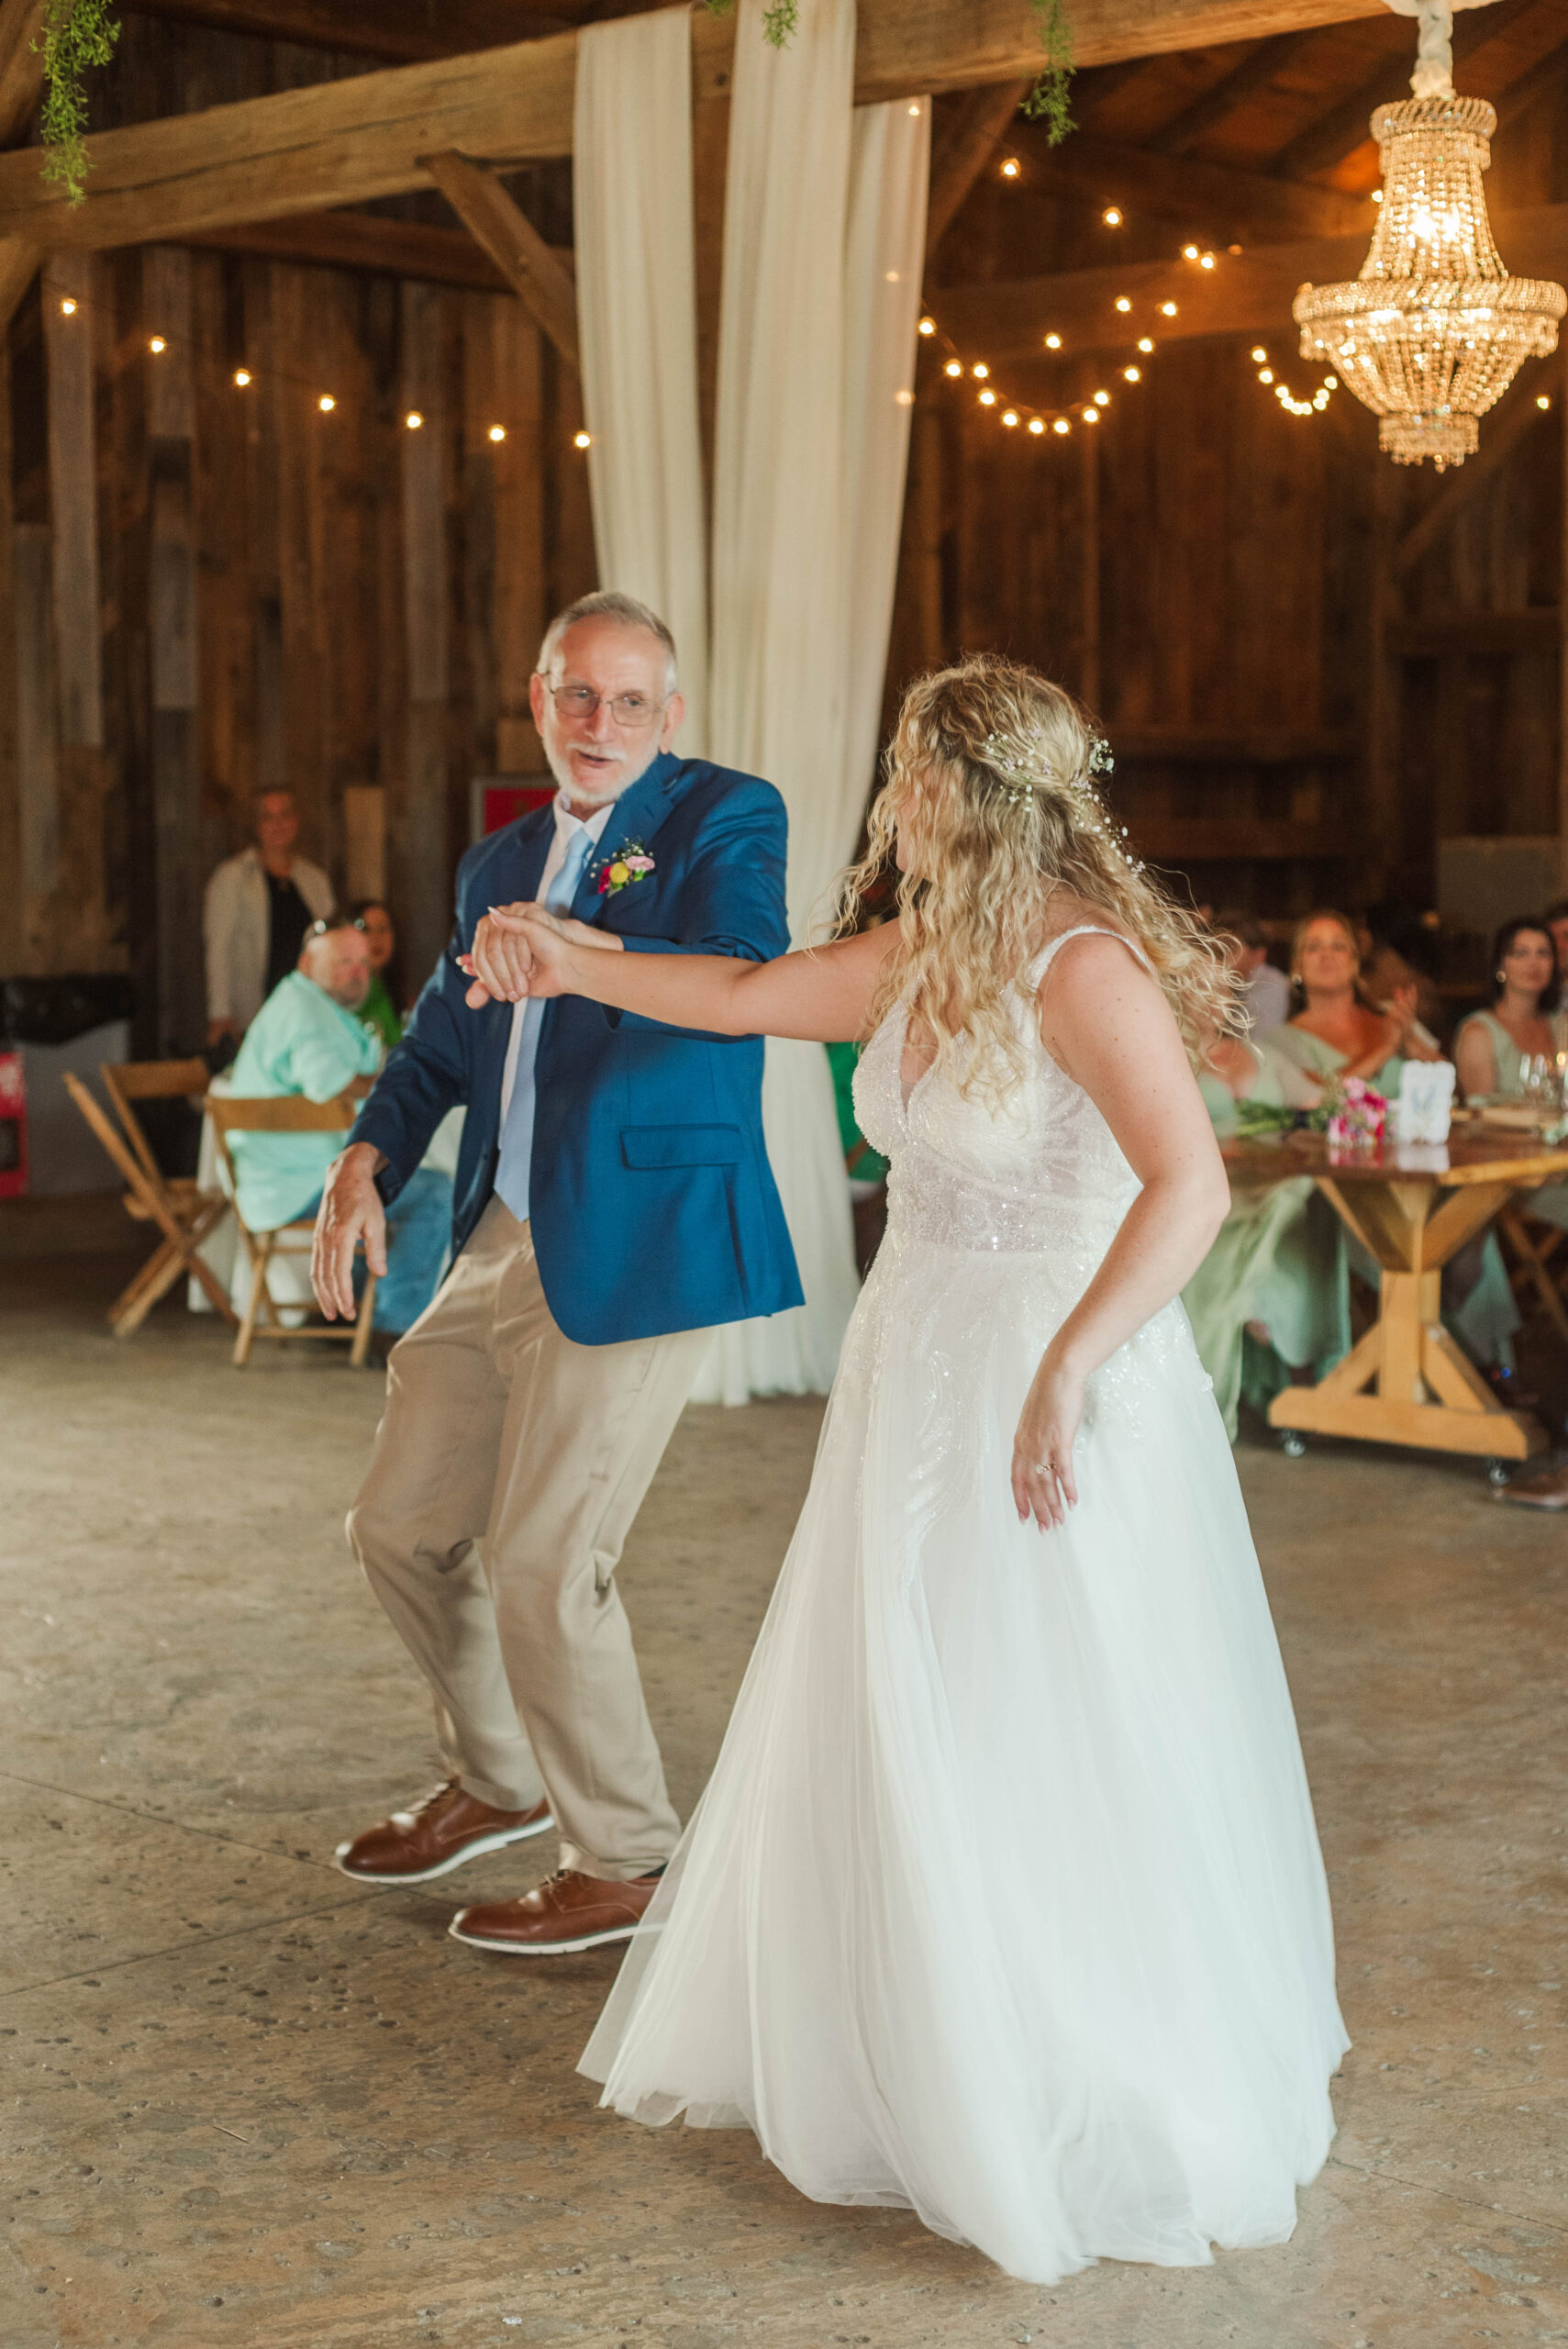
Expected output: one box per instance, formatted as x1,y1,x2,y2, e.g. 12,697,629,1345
542,737,657,807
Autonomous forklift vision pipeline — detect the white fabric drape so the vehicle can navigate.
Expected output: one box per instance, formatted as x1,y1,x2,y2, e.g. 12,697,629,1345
574,0,928,1401
573,6,709,748
698,5,930,1402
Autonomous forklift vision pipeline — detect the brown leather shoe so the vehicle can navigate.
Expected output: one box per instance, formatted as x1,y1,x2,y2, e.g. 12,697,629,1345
449,1868,662,1954
333,1780,553,1884
1500,1460,1568,1509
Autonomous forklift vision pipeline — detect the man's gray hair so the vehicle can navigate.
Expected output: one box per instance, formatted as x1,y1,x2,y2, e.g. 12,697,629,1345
535,591,678,696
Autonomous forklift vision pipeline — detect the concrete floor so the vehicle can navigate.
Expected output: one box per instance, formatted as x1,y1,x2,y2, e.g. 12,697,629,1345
2,1240,1566,2349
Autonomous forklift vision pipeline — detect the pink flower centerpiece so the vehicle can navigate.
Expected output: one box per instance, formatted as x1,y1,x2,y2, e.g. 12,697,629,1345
1325,1075,1386,1152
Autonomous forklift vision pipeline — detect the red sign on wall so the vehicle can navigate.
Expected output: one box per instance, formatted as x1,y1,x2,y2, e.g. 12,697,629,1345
479,780,555,837
0,1052,28,1198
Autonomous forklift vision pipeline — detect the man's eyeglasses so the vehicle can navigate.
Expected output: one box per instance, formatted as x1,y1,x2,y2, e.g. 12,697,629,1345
539,679,666,730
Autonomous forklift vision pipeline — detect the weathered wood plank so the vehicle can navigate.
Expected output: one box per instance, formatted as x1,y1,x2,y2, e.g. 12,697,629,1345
145,244,204,1049
933,204,1568,360
422,148,578,370
182,208,525,293
396,280,453,990
0,0,1387,253
121,0,587,67
1393,352,1564,580
42,250,103,748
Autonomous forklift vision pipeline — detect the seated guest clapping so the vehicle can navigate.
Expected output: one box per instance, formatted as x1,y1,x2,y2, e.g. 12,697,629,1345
228,919,450,1336
1270,907,1443,1094
1273,909,1517,1376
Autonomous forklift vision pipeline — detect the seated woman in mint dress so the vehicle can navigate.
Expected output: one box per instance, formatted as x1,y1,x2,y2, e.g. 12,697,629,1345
1453,918,1568,1232
1273,907,1518,1375
1184,1029,1347,1439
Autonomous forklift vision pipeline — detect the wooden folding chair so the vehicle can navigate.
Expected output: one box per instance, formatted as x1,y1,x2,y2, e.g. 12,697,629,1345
62,1063,237,1336
204,1093,377,1367
1497,1201,1568,1349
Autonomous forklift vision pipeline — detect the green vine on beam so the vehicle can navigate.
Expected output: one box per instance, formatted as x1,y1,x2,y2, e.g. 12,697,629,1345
35,0,120,206
704,0,801,49
1021,0,1075,147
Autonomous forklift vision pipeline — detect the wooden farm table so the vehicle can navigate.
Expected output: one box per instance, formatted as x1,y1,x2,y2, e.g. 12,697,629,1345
1221,1123,1568,1465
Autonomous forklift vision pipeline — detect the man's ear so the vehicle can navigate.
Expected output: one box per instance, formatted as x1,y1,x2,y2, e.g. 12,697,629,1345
660,690,686,751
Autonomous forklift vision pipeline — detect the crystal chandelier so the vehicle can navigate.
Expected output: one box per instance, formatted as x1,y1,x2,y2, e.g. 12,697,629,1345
1292,0,1564,469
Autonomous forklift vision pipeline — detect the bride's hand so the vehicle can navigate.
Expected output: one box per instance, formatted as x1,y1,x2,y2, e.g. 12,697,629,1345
1011,1349,1085,1532
461,902,536,1007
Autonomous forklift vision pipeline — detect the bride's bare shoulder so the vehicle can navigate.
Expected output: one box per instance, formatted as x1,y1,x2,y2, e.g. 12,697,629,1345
1032,900,1149,980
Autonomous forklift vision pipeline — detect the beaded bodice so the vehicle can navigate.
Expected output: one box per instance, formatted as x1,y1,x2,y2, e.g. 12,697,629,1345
853,928,1144,1261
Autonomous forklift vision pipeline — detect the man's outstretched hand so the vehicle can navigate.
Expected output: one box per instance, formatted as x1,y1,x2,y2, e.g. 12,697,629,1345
460,907,619,1009
311,1142,389,1320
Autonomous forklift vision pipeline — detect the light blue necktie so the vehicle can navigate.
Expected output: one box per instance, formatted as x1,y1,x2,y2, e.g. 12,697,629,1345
494,824,595,1223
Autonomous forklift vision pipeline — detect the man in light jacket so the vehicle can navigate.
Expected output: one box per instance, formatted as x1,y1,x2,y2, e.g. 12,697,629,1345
205,788,334,1043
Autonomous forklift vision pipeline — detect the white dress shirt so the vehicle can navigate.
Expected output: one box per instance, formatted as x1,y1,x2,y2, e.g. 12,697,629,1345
498,792,616,1122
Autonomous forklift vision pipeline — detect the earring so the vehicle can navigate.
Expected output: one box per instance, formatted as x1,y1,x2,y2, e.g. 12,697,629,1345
1496,971,1507,985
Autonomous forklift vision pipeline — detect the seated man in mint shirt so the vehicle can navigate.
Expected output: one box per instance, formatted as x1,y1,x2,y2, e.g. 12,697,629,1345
228,918,450,1334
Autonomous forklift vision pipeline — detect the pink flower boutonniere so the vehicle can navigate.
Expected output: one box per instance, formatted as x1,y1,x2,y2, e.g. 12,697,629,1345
596,842,656,897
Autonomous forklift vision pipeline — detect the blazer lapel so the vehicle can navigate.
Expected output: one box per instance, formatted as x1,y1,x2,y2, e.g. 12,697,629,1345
495,807,555,910
573,752,685,923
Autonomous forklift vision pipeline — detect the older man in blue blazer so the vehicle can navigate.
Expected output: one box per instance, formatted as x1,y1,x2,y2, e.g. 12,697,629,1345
312,591,799,1956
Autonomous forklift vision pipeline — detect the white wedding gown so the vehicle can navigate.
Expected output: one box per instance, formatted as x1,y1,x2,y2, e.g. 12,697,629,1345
581,927,1349,2284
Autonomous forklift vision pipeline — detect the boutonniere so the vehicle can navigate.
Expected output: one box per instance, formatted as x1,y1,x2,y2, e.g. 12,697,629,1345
596,842,656,897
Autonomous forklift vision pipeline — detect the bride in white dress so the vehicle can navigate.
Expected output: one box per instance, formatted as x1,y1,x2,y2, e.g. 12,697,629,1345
471,654,1348,2286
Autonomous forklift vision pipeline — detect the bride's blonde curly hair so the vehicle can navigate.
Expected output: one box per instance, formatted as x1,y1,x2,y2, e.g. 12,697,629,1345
837,654,1242,1103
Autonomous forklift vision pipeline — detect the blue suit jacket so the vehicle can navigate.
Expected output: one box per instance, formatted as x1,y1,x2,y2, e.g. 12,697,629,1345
350,751,803,1346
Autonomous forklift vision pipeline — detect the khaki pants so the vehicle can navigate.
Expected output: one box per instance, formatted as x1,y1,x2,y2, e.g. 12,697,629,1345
348,1197,711,1880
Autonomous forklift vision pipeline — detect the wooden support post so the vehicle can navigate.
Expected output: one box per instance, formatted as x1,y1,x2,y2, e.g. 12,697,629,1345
421,149,579,373
1561,379,1568,895
396,281,453,995
43,250,102,751
145,245,202,1052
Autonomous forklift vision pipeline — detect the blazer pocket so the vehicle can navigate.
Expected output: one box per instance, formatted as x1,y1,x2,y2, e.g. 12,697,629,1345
620,1123,743,1169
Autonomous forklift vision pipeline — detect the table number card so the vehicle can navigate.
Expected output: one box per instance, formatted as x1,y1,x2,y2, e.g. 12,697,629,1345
1396,1061,1455,1145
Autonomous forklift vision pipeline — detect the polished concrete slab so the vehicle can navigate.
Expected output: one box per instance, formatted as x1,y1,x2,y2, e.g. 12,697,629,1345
2,1247,1565,2349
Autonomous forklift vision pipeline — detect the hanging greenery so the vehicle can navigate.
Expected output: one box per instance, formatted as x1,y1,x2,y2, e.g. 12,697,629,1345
1021,0,1075,147
704,0,801,49
36,0,120,206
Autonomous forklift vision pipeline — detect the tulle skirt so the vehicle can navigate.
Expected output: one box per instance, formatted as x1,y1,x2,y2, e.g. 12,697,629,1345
581,1224,1349,2285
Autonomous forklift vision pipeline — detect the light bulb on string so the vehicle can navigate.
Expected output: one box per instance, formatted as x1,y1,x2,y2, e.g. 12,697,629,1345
1002,409,1019,427
1094,390,1109,406
1258,368,1273,383
1103,207,1122,226
1182,244,1199,262
573,430,591,449
1000,157,1019,179
1083,406,1099,424
1539,394,1551,409
233,368,250,387
488,424,506,442
149,335,166,354
1137,337,1154,353
978,388,996,406
1053,417,1070,435
918,316,935,336
1029,417,1045,434
1044,333,1062,350
317,394,335,412
1115,296,1131,314
1199,252,1216,270
405,410,424,430
944,359,962,378
1251,346,1268,362
1160,302,1177,317
59,296,77,316
1123,365,1140,382
972,362,989,379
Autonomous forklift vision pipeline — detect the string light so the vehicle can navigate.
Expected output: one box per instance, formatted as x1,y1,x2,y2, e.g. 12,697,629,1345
1115,296,1131,313
978,387,996,406
573,429,592,449
317,394,335,412
1094,389,1109,406
1137,337,1154,354
1082,406,1099,424
1159,302,1177,317
1123,365,1140,382
232,367,250,387
149,335,166,354
972,362,989,379
944,358,962,377
1539,394,1552,409
1258,367,1274,383
1053,417,1070,434
1000,157,1020,179
1044,332,1062,350
1029,417,1045,434
405,409,424,429
1182,244,1199,261
1103,207,1122,226
59,296,76,316
1002,408,1019,426
1251,346,1268,362
1199,252,1216,270
488,423,506,442
918,316,935,336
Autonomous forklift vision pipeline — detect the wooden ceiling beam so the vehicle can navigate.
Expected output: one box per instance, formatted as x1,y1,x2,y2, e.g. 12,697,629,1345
178,206,539,291
119,0,585,65
1145,28,1322,156
1023,130,1374,244
925,78,1030,257
931,202,1568,359
0,0,1391,254
0,0,47,149
1266,0,1537,181
421,147,578,367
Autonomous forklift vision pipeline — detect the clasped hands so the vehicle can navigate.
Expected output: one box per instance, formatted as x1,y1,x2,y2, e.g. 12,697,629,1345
458,904,619,1011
